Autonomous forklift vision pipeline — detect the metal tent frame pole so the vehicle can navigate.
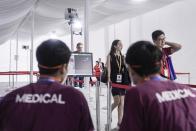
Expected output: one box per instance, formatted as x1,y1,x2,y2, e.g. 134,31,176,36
9,40,12,87
30,7,35,83
84,0,101,130
84,0,89,52
70,22,74,51
15,31,19,86
96,81,101,131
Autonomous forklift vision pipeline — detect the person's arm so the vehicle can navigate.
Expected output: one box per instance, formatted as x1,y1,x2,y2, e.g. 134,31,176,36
119,88,143,131
165,41,182,54
101,62,104,69
122,55,127,68
106,54,111,82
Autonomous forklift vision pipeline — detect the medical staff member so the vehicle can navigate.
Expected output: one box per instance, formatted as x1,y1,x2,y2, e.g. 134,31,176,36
120,40,196,131
0,39,94,131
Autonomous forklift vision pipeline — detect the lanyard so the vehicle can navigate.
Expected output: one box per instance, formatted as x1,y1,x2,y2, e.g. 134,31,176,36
116,54,122,73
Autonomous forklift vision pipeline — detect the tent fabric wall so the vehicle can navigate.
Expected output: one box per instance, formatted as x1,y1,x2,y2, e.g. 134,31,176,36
1,0,190,83
0,0,36,44
0,0,181,45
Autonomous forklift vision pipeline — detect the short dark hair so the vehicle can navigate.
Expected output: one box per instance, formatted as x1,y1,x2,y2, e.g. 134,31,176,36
36,39,71,75
152,30,165,41
126,41,162,77
76,42,83,47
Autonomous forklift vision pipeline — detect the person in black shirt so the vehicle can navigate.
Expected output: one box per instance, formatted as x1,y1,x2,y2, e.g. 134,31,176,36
106,39,127,129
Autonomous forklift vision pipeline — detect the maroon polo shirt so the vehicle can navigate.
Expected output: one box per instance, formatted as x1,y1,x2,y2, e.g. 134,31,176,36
0,81,94,131
120,80,196,131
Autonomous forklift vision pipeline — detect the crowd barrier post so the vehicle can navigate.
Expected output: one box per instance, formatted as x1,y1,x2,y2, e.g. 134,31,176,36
8,74,11,87
12,75,15,88
99,73,103,96
69,77,73,86
87,77,93,102
105,82,112,131
71,77,74,87
188,73,190,84
96,79,101,131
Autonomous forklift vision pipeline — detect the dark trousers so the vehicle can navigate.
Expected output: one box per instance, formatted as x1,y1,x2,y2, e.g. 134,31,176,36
74,76,84,88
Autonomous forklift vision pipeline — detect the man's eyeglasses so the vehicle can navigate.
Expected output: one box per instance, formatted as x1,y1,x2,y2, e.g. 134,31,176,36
158,37,166,41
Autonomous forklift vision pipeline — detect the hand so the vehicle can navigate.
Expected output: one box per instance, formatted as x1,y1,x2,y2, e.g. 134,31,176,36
107,77,111,83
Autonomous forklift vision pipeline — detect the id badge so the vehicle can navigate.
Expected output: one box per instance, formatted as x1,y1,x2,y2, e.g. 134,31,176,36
116,74,122,83
164,69,169,77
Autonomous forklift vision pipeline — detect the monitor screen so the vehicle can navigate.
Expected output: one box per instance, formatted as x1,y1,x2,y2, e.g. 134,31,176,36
67,52,93,76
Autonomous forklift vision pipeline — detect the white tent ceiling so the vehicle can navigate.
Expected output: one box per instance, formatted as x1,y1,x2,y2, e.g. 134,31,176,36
0,0,182,44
